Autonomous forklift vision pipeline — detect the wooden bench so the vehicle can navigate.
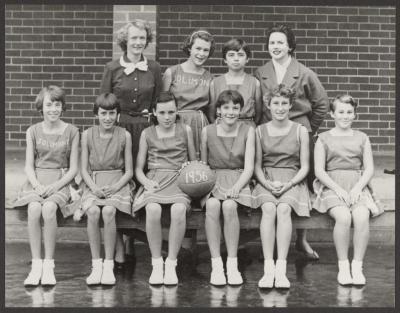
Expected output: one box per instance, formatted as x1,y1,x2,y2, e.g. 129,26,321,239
5,204,394,264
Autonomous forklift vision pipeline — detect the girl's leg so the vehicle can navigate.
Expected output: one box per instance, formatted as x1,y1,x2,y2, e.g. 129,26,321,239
205,198,222,258
329,206,352,285
222,200,242,285
114,232,125,263
145,203,163,258
101,205,117,285
167,203,187,260
275,203,292,288
27,202,43,259
351,205,370,285
41,201,58,259
164,203,187,285
276,203,292,260
258,202,277,288
102,206,117,260
295,229,319,259
86,206,103,286
24,202,43,286
41,201,58,285
222,200,240,258
205,198,226,286
86,206,102,259
145,203,163,285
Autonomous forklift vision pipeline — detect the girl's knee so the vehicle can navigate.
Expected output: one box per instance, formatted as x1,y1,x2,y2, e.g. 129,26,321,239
170,203,186,222
86,206,101,221
206,198,220,210
41,202,57,221
331,207,352,227
222,200,238,219
145,203,162,220
352,206,370,225
27,202,42,220
261,203,277,219
277,203,292,219
102,206,116,222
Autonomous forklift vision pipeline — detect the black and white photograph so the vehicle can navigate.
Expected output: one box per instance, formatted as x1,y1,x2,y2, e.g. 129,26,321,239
4,2,395,309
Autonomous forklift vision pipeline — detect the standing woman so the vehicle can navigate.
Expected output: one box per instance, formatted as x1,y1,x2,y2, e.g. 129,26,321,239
162,29,215,158
255,24,329,260
100,19,162,267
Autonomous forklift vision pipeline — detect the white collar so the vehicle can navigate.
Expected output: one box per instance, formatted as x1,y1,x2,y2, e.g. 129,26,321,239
119,55,148,75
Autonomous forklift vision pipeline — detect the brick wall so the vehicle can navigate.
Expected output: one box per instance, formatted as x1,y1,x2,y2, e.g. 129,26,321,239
5,4,114,147
5,5,396,152
158,5,395,153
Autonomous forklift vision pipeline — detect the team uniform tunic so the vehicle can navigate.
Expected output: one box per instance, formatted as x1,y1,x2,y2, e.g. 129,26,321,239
80,126,132,215
14,122,79,218
132,122,191,213
202,123,253,208
313,130,384,217
211,73,261,127
252,122,311,216
166,64,212,157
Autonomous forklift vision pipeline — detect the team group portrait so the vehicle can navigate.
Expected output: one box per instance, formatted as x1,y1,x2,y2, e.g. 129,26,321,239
4,3,395,309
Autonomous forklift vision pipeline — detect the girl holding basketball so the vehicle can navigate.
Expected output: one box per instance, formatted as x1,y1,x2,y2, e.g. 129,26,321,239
201,90,255,286
253,85,311,289
14,85,79,286
132,91,196,285
74,93,133,286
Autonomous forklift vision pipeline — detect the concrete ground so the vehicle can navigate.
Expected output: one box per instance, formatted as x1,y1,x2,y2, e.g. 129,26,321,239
5,242,394,308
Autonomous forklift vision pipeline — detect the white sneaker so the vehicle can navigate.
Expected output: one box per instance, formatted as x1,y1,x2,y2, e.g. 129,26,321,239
24,259,43,286
258,259,275,289
337,259,352,285
86,259,103,285
210,257,226,286
164,258,178,286
149,257,164,285
226,257,243,285
351,260,366,285
41,259,56,286
101,259,116,285
274,259,290,289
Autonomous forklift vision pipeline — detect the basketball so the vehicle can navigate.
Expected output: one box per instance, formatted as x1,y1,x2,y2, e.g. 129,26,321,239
177,161,216,198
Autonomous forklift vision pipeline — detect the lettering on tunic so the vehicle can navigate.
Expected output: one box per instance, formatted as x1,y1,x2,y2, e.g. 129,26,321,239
174,74,210,87
37,137,69,149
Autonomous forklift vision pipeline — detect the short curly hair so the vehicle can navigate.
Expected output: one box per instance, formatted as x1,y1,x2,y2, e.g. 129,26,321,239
266,24,296,55
35,85,66,112
181,29,215,57
267,84,296,106
116,19,154,52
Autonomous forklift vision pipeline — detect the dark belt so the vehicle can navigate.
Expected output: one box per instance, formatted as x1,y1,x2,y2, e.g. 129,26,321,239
121,110,153,122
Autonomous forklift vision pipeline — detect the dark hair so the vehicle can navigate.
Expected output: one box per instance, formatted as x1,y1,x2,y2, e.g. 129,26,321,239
267,84,296,105
93,93,121,115
182,29,215,58
152,91,179,125
330,94,358,112
116,19,153,52
35,85,66,112
222,38,251,60
266,24,296,55
215,90,244,110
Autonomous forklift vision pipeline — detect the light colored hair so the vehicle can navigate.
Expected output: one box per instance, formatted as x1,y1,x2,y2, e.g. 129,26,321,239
116,19,154,52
